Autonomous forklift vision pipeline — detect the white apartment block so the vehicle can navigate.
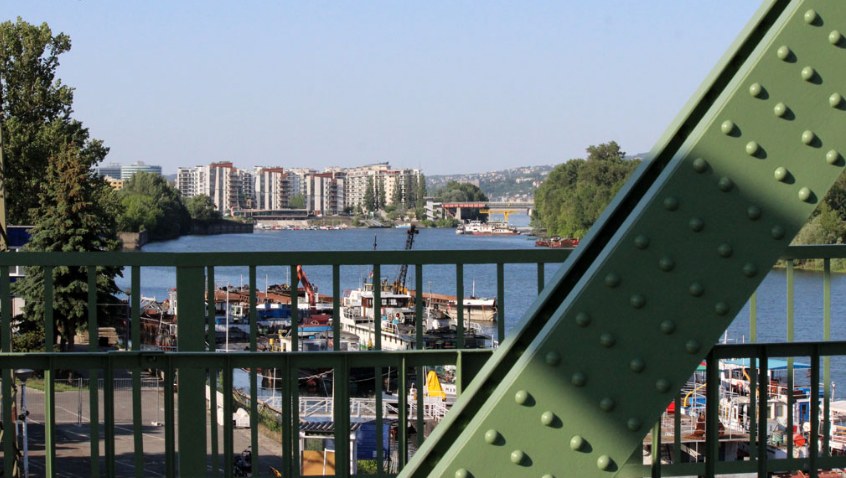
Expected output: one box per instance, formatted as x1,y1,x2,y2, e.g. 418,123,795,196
343,163,420,210
176,162,253,215
286,168,316,198
305,172,345,216
253,167,288,210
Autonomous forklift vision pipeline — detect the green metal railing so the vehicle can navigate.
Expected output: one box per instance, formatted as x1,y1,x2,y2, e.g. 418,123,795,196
0,249,570,478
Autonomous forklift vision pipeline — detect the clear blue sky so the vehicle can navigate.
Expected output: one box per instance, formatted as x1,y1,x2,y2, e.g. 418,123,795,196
9,1,762,175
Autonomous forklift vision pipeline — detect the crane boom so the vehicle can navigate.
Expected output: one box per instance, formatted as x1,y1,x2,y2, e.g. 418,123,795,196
296,265,316,311
395,225,418,292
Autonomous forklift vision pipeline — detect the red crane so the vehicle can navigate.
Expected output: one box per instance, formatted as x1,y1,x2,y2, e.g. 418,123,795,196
296,265,316,312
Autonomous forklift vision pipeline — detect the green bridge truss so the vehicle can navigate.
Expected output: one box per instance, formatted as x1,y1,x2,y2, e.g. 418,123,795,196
401,1,846,476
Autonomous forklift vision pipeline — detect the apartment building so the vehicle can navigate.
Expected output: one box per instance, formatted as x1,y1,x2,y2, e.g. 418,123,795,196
176,162,253,215
343,163,420,210
253,167,288,210
305,172,345,216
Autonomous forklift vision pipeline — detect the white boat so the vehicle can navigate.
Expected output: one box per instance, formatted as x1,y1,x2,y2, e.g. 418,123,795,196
457,220,518,236
447,297,497,322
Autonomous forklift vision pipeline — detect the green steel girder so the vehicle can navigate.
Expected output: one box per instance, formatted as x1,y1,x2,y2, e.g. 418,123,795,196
400,1,846,477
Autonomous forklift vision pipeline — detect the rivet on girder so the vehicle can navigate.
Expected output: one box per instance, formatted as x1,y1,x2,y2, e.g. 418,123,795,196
599,398,616,412
772,225,786,239
510,450,525,465
747,206,762,220
570,435,585,451
774,167,789,182
634,234,650,249
717,243,733,258
600,333,616,348
720,120,736,135
798,187,812,202
575,312,592,328
630,358,645,373
542,474,555,478
515,390,530,405
605,273,621,288
689,217,704,232
627,418,643,431
630,294,646,309
746,141,760,156
686,340,701,354
719,177,734,191
831,31,843,45
655,379,671,393
597,455,612,471
804,9,818,24
777,45,792,61
773,102,788,118
484,429,500,445
715,302,730,316
692,158,709,173
541,411,556,426
743,263,758,277
689,282,704,297
663,196,679,211
572,371,587,387
802,130,816,145
749,83,763,98
827,150,842,165
545,351,561,366
658,257,675,271
454,469,469,478
660,320,676,334
427,453,441,466
802,66,816,82
831,93,843,108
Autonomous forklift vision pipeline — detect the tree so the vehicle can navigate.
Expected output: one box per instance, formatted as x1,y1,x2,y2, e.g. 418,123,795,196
533,141,640,238
416,174,427,219
405,174,415,209
13,144,123,351
0,19,109,224
363,177,375,212
119,172,190,240
185,194,221,222
288,193,305,209
391,177,402,206
435,181,488,221
377,177,386,210
118,194,162,232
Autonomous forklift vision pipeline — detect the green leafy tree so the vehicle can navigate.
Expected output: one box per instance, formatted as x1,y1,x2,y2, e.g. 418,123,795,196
435,181,488,221
416,174,427,219
120,172,190,240
185,194,221,222
288,193,305,209
391,177,402,206
13,144,123,351
363,177,375,212
533,142,640,238
0,19,109,224
117,194,162,232
377,177,386,210
405,174,415,209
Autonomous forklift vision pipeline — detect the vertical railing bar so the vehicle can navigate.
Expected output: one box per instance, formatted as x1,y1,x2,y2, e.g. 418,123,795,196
207,266,219,477
374,264,381,351
416,365,424,449
131,266,144,478
650,420,661,478
415,265,423,350
750,353,758,460
787,260,794,460
290,264,299,352
165,356,176,478
496,263,504,344
223,358,234,478
823,258,831,458
705,349,718,478
249,265,260,474
455,352,463,399
810,346,820,478
673,393,681,464
281,354,291,478
399,356,408,470
44,266,54,351
333,264,341,351
45,357,57,478
291,356,301,478
1,265,12,478
335,356,350,478
44,266,57,477
88,267,100,478
456,264,464,350
376,362,384,475
757,351,767,478
537,262,544,294
105,355,116,478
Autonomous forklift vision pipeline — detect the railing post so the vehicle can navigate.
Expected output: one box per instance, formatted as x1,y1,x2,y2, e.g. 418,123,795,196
176,266,207,476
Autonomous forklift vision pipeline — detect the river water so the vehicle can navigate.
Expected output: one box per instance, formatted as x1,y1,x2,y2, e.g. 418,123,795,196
119,224,846,399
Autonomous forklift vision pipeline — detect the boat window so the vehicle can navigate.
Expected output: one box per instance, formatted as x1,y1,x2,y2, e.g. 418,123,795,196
775,404,785,418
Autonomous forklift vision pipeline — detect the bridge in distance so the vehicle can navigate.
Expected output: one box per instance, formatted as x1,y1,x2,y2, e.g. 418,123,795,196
437,201,534,221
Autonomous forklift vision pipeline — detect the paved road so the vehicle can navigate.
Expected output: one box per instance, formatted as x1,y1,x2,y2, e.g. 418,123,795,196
5,386,287,478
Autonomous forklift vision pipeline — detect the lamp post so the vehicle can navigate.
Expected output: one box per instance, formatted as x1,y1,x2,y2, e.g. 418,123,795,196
14,369,34,478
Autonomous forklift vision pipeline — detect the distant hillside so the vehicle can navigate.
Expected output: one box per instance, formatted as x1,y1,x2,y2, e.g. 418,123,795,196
427,165,555,202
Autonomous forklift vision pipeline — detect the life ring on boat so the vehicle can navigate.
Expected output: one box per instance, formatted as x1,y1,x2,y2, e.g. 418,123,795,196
396,312,401,320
